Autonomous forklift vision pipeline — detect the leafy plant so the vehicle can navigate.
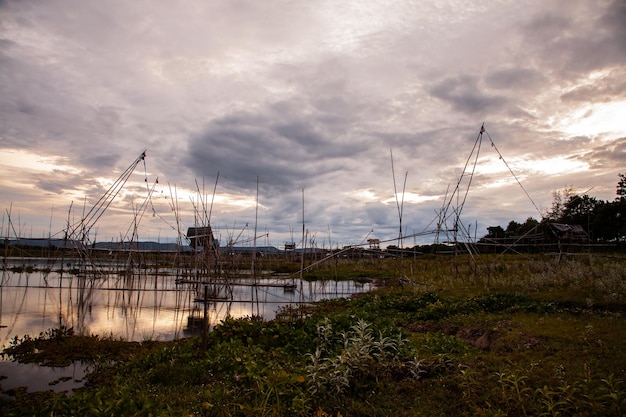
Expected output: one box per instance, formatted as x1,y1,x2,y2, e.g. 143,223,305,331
306,318,408,397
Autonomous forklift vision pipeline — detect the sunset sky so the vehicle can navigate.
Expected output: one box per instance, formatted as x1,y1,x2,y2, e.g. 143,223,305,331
1,0,625,249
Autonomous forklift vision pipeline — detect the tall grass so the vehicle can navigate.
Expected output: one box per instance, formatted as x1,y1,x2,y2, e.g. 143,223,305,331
316,254,626,303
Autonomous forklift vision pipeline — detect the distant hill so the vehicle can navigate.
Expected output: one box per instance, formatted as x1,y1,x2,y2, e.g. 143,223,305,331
4,238,286,254
94,241,184,252
4,238,188,252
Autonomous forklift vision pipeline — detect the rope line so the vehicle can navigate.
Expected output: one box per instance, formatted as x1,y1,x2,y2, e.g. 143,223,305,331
483,128,543,217
433,124,544,248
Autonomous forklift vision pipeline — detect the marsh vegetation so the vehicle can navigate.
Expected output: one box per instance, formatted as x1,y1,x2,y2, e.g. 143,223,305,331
1,254,625,416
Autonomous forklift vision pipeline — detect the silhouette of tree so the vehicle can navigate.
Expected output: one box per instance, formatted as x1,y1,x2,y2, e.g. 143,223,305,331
485,226,505,239
546,187,575,220
560,194,599,226
479,175,626,248
616,173,626,202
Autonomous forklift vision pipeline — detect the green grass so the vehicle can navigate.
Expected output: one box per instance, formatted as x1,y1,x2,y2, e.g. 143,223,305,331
1,254,625,416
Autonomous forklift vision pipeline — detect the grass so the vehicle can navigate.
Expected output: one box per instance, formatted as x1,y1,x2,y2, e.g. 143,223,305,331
1,253,625,416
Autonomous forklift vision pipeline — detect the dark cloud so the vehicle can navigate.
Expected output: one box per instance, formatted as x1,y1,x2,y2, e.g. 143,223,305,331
581,137,626,169
522,13,571,46
35,169,85,194
600,0,626,56
521,0,626,77
0,52,110,154
560,68,626,103
185,103,369,194
485,67,547,90
429,76,509,116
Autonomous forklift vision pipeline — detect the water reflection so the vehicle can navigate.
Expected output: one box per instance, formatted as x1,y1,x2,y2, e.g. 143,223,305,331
1,261,375,346
0,361,88,394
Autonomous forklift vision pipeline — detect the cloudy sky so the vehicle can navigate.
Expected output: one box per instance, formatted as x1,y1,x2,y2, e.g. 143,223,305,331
1,0,625,249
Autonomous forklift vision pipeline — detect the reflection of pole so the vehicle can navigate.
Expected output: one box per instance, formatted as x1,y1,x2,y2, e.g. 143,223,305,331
2,205,9,270
202,285,208,352
252,177,260,316
0,276,3,329
300,188,305,306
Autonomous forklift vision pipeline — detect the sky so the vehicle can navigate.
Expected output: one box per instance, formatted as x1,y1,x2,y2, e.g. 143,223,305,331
1,0,625,249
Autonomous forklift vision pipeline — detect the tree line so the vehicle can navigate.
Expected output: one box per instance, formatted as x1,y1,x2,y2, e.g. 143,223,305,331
386,174,626,254
482,173,626,245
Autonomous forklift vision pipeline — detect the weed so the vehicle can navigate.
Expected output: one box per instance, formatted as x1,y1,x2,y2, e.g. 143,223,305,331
306,318,408,398
600,374,625,416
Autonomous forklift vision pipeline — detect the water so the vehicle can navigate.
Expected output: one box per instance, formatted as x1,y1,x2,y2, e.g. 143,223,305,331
0,361,88,394
0,270,373,344
0,260,375,393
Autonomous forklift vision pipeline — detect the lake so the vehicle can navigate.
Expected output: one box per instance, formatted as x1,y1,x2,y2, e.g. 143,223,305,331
1,264,375,344
0,258,375,393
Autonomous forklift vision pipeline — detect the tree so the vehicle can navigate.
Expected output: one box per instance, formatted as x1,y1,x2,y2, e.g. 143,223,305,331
479,175,626,248
591,201,621,242
560,194,599,226
607,174,626,242
616,173,626,202
484,226,505,240
505,220,522,236
518,217,541,236
546,187,575,221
